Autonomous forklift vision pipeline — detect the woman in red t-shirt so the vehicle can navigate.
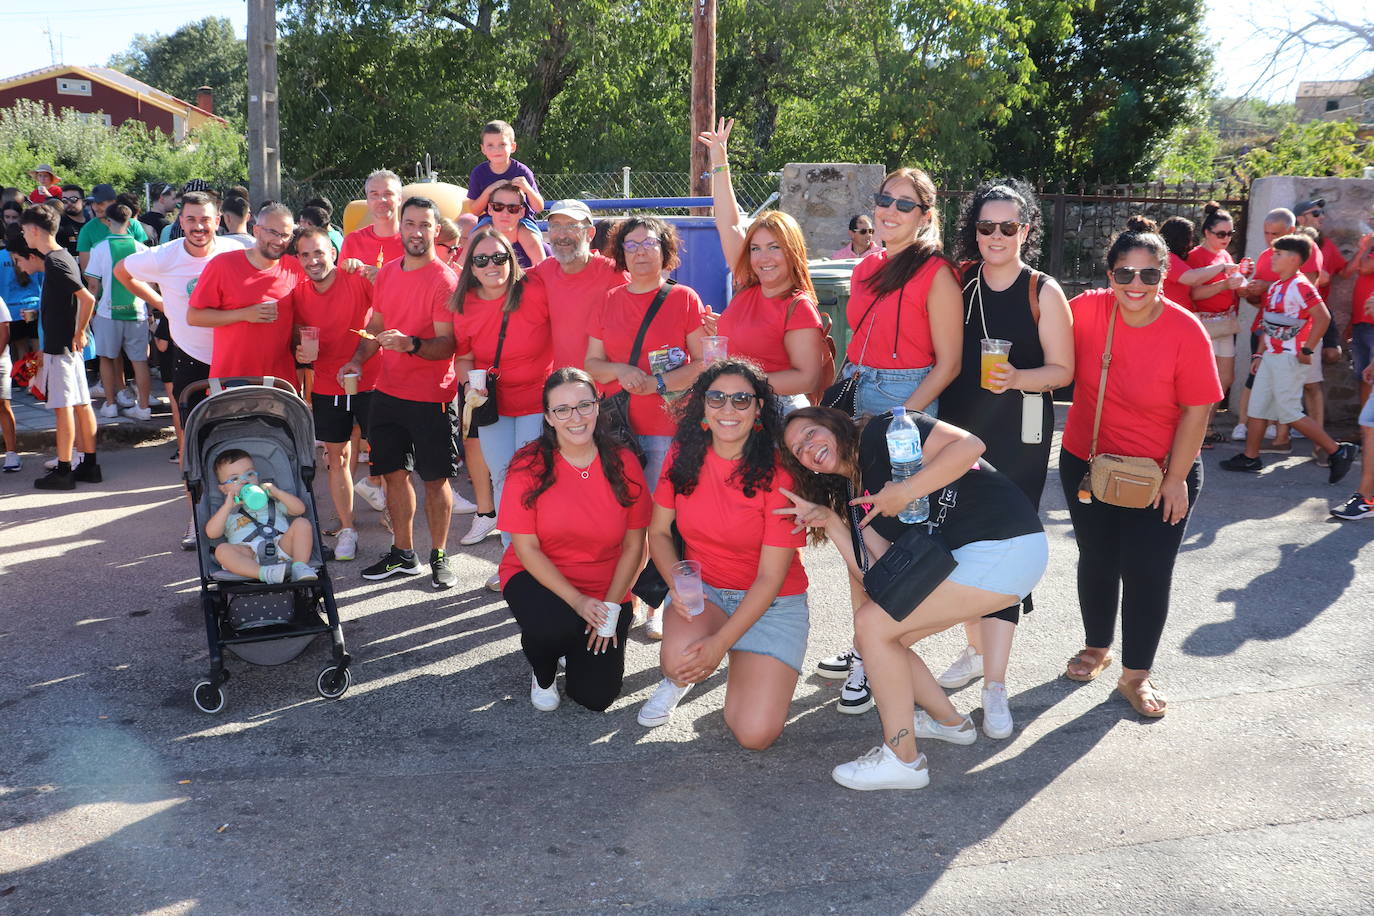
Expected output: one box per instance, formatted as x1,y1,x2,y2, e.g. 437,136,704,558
498,368,653,712
1059,217,1222,718
842,167,962,419
637,359,809,750
452,228,554,561
698,118,825,412
1183,203,1248,431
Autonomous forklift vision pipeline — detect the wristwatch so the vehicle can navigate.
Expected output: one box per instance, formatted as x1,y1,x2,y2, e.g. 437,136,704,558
654,373,667,395
1300,346,1314,355
409,335,423,354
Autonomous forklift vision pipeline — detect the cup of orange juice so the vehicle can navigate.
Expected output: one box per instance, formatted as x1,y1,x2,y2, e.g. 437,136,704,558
980,339,1012,391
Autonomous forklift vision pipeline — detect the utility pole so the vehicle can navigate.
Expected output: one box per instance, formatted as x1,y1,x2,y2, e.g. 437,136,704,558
247,0,281,204
690,0,717,211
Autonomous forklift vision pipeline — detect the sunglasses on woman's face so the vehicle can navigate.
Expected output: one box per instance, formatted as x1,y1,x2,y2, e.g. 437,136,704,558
1208,229,1234,238
873,192,928,214
471,252,511,267
488,201,524,214
1110,267,1162,285
976,220,1023,237
704,390,758,410
548,399,598,421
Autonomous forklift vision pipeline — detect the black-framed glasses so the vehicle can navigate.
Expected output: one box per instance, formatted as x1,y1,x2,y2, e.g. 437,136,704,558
704,390,758,410
221,469,259,487
61,195,82,202
1110,267,1162,285
1208,229,1235,238
471,252,511,267
488,201,524,214
256,225,293,242
547,399,598,421
874,192,929,214
976,220,1023,237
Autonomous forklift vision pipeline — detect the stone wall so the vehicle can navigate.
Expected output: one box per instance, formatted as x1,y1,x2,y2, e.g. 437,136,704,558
780,163,886,259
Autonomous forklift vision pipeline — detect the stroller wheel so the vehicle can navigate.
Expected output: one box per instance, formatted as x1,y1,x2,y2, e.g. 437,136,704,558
316,665,351,700
192,679,227,714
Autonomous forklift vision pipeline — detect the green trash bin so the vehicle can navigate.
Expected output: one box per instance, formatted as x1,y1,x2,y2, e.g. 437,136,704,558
808,259,860,359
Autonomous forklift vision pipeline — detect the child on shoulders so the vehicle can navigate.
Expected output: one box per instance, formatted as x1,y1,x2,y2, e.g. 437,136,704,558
464,120,545,257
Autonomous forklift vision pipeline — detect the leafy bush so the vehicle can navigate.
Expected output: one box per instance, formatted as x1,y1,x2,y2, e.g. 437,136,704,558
1237,119,1369,182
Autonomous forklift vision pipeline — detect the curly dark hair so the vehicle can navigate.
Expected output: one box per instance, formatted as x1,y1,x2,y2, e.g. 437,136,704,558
510,367,643,509
609,214,681,272
1107,215,1168,269
954,178,1043,266
666,358,782,500
778,407,864,545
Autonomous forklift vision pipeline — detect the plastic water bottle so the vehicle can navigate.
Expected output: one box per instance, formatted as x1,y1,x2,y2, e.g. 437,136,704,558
886,407,929,524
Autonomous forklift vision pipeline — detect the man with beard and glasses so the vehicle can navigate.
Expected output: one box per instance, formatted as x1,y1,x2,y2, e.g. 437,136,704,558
531,200,628,372
57,185,89,255
339,197,462,589
186,202,303,383
340,169,405,281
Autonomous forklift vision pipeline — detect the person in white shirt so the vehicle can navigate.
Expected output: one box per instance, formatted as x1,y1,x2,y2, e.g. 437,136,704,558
85,202,152,419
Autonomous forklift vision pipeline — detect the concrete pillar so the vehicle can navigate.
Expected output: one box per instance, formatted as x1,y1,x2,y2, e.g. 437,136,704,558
780,163,886,260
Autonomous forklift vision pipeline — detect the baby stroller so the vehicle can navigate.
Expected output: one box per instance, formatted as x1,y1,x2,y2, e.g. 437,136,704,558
181,377,351,713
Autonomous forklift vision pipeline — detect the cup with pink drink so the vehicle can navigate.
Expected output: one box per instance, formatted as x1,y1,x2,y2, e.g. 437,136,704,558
298,326,320,363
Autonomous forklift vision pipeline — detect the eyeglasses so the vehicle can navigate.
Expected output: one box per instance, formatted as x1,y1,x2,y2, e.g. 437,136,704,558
852,227,874,235
1208,229,1235,238
220,469,259,486
435,241,455,256
976,220,1023,237
1304,209,1324,218
547,399,598,421
622,238,662,253
61,195,82,202
1110,267,1162,285
873,192,929,214
488,201,524,214
547,223,591,235
471,252,511,267
703,390,758,410
256,226,293,242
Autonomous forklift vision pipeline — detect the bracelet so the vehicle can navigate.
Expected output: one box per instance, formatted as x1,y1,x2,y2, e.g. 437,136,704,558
711,164,729,174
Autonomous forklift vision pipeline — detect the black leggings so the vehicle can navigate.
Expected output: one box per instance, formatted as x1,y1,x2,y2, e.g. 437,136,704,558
503,570,633,712
1058,449,1202,671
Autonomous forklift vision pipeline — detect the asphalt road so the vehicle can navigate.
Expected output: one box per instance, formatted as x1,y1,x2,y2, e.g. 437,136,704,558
1,429,1371,915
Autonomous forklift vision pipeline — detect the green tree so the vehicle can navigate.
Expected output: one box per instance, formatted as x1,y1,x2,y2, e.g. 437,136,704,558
109,17,248,125
1237,119,1369,181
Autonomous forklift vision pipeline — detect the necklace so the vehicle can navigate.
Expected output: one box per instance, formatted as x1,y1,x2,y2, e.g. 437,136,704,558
559,450,595,480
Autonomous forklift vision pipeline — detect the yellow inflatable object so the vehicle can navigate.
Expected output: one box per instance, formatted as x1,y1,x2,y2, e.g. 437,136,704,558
341,180,468,235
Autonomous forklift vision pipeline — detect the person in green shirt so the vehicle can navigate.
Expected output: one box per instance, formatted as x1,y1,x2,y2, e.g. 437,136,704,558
76,185,148,270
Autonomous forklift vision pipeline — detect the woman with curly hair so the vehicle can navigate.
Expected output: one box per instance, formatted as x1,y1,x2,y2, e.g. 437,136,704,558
636,358,809,749
778,406,1046,790
927,179,1073,739
697,118,826,412
498,368,653,712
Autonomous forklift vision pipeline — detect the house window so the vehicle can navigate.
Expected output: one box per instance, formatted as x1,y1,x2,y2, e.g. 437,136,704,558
57,78,92,96
73,112,112,127
1325,99,1340,112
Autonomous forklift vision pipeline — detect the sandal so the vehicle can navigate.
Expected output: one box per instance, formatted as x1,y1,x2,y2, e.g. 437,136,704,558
1064,648,1113,682
1117,675,1167,718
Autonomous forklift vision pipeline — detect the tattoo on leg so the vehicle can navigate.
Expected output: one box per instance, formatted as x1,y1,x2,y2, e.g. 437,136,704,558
887,728,910,749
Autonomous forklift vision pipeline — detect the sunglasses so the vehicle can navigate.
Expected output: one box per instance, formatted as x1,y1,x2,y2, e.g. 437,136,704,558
704,390,758,410
548,399,598,421
471,252,511,267
220,469,259,487
873,192,929,214
488,201,524,214
1304,209,1324,218
622,238,662,253
1110,267,1162,285
61,195,82,202
1208,229,1235,238
852,227,874,234
976,220,1024,237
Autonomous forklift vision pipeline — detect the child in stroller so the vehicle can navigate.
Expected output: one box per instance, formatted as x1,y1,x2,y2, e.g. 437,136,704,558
208,448,319,585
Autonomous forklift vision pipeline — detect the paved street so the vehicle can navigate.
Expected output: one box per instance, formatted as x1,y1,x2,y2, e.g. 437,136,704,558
1,425,1371,915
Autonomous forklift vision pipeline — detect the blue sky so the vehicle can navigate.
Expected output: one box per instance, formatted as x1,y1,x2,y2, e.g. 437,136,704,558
0,0,1369,103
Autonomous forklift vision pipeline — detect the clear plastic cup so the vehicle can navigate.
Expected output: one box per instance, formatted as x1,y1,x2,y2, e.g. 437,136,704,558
597,600,621,638
671,560,705,616
298,326,320,362
702,336,728,362
341,371,360,395
468,369,488,391
980,339,1012,390
21,308,38,322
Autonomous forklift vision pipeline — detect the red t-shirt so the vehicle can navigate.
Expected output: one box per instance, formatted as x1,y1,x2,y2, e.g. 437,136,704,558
1352,256,1374,325
188,250,302,381
532,254,627,371
453,278,554,417
372,259,460,403
1062,289,1223,465
844,252,954,368
590,282,705,436
718,285,824,373
286,270,379,396
1164,253,1192,311
339,226,404,269
496,446,653,600
1185,245,1236,314
1317,238,1347,302
653,448,808,595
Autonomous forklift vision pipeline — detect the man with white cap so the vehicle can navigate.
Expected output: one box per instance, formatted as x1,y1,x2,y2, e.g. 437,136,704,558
530,200,628,372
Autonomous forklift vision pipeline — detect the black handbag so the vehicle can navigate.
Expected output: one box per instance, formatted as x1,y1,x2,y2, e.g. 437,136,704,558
821,288,888,418
849,481,959,622
603,280,676,459
470,311,511,429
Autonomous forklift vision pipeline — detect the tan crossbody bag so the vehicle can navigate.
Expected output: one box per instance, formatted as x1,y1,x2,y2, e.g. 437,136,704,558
1082,302,1164,508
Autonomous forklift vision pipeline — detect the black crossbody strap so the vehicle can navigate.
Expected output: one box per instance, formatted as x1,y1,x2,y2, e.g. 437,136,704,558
490,310,512,371
628,279,677,367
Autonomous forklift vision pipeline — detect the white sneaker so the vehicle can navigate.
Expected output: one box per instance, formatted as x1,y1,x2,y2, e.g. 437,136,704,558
839,654,873,714
353,477,387,511
913,710,978,745
450,487,478,514
485,572,501,592
115,386,137,408
980,682,1014,739
334,527,358,561
816,647,856,679
645,607,664,640
460,513,499,545
832,745,929,791
290,561,318,582
1230,422,1247,441
3,451,20,472
89,382,106,399
357,450,370,464
935,645,984,689
45,452,83,471
530,673,560,712
98,402,119,419
637,678,691,727
120,405,152,421
1265,424,1277,440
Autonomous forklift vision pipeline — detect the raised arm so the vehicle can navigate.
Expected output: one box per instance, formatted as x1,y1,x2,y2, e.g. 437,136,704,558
697,117,746,270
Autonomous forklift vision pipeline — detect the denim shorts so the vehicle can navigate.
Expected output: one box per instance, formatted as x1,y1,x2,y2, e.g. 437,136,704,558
638,434,673,489
848,363,936,418
1351,323,1374,379
703,583,810,673
946,532,1048,601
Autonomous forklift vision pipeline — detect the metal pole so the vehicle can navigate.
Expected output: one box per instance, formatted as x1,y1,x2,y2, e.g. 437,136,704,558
689,0,716,215
622,166,631,199
247,0,280,205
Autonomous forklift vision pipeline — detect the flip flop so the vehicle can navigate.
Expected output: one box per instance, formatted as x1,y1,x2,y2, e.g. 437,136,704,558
1064,649,1113,682
1117,676,1167,718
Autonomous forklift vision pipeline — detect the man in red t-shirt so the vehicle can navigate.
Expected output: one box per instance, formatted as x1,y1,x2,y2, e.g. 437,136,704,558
531,199,628,372
187,203,302,382
339,197,461,589
339,169,405,281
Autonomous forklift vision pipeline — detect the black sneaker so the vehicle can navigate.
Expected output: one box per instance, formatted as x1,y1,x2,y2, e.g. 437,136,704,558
73,461,102,483
430,548,456,590
1330,493,1374,521
1327,442,1358,486
361,546,421,580
1219,454,1263,473
34,468,75,490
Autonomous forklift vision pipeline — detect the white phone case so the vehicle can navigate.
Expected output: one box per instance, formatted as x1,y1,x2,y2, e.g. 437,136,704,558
1021,392,1043,445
